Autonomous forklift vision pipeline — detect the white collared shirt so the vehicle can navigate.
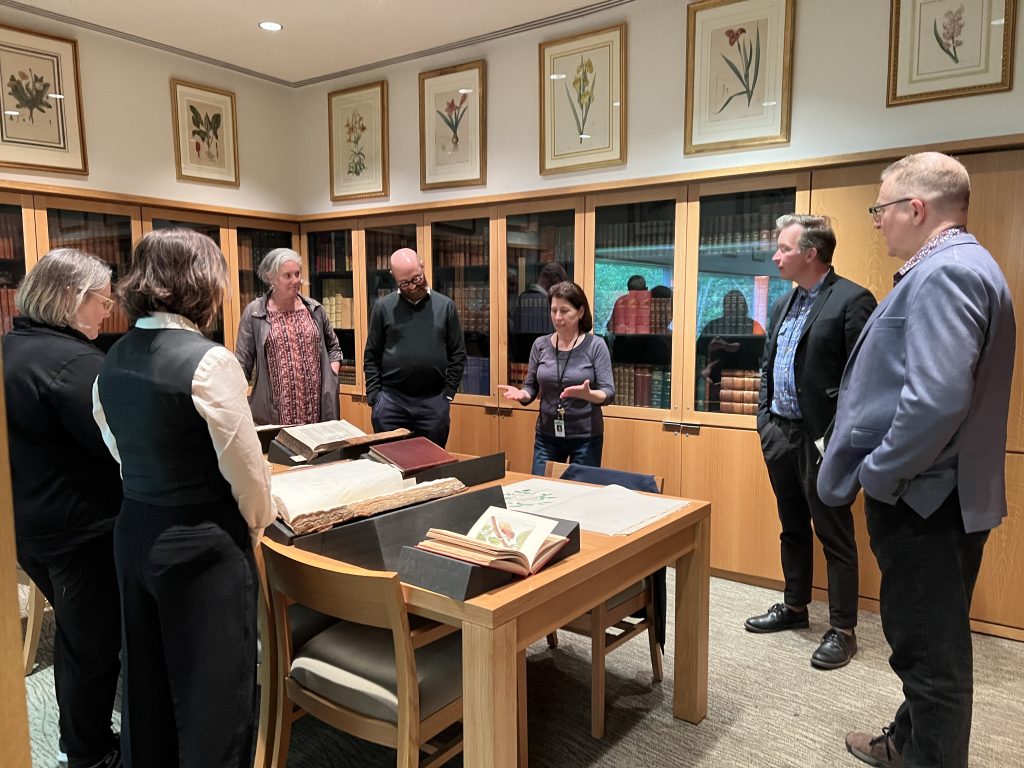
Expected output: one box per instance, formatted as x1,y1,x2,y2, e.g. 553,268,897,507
92,312,274,542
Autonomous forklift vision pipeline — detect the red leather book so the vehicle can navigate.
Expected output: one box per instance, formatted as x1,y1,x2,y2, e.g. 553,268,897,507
368,437,458,477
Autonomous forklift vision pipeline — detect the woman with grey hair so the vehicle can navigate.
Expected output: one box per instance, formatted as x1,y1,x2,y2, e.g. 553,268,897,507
235,247,342,424
93,228,273,767
3,248,123,768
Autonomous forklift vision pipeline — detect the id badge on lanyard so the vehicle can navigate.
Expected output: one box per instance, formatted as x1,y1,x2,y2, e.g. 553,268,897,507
554,406,566,437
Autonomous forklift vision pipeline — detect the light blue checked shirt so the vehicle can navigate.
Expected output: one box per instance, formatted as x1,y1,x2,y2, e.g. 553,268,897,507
771,275,827,419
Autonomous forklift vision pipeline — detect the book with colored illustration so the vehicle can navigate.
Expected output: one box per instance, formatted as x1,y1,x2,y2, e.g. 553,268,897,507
275,420,410,461
415,507,569,577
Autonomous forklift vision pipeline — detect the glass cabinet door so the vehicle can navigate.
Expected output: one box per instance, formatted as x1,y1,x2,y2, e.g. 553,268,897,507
151,217,226,343
430,217,490,396
504,210,575,387
236,227,293,312
693,188,794,414
364,223,417,323
47,207,134,351
307,228,356,386
594,198,676,410
0,202,28,336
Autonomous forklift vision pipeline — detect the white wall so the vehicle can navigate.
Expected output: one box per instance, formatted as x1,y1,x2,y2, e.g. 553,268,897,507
2,0,1022,216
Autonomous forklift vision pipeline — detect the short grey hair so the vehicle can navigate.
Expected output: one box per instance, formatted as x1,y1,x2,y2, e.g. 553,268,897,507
881,152,970,212
775,214,837,264
15,248,111,328
258,247,302,286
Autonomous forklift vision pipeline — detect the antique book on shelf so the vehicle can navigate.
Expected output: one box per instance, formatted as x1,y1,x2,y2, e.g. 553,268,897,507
275,420,410,461
271,458,466,535
415,507,569,577
368,436,458,477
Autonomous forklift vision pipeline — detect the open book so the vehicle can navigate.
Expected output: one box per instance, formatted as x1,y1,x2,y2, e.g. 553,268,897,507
275,420,410,461
271,459,465,534
415,507,569,577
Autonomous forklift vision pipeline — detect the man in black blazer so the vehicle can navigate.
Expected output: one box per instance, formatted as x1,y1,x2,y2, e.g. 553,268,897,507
744,214,876,670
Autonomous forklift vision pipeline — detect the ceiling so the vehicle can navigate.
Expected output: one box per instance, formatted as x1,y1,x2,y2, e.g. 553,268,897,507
3,0,635,86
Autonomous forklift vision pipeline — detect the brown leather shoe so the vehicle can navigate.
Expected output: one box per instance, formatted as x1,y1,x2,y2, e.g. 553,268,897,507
846,728,904,767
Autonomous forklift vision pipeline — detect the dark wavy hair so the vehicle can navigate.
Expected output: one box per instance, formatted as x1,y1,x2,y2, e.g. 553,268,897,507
548,280,593,333
118,228,228,330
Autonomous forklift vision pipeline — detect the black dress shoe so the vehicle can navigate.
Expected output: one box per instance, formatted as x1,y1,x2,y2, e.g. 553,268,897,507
744,603,809,633
811,627,857,669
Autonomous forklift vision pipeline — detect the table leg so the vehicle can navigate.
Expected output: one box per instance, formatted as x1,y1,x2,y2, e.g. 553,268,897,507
463,620,517,768
517,649,528,768
673,514,710,723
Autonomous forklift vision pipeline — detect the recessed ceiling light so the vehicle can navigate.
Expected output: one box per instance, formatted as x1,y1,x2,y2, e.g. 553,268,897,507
550,73,567,80
458,88,473,94
258,21,283,32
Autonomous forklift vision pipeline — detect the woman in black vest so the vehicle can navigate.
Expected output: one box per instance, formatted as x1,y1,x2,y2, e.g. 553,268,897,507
4,249,123,768
94,229,274,768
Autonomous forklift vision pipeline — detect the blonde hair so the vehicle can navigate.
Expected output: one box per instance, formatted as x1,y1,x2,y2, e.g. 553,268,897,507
15,248,111,328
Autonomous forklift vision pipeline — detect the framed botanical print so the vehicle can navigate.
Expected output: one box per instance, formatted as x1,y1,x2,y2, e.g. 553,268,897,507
684,0,795,155
887,0,1017,106
170,79,239,187
0,24,88,174
329,80,389,201
419,59,486,190
539,24,626,174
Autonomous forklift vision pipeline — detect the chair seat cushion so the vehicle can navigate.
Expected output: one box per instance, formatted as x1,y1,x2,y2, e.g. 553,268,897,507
290,620,462,724
606,579,646,610
258,604,338,663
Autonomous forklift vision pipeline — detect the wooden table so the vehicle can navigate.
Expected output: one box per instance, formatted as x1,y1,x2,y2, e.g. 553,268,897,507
399,472,712,768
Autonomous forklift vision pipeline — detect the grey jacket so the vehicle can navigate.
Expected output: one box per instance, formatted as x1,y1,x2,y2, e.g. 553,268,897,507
235,292,343,425
817,233,1015,533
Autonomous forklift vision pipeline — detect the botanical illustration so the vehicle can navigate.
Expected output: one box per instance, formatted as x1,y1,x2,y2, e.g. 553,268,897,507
435,92,468,151
6,68,52,123
345,107,367,176
934,3,965,63
716,25,761,113
475,513,533,549
188,104,222,164
565,56,596,142
172,80,237,185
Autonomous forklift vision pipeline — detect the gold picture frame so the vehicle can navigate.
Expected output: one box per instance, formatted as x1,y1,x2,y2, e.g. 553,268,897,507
539,23,626,175
329,80,389,202
419,59,486,190
0,23,88,174
887,0,1016,106
170,79,239,187
684,0,794,155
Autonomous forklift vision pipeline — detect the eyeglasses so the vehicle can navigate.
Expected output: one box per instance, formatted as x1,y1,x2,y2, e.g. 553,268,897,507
88,290,115,311
395,273,425,289
868,198,913,222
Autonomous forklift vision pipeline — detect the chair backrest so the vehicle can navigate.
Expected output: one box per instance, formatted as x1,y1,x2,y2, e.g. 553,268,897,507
546,461,664,494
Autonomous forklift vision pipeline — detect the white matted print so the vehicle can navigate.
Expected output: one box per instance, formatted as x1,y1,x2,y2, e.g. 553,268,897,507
329,80,388,201
0,23,87,174
171,79,239,187
419,59,486,190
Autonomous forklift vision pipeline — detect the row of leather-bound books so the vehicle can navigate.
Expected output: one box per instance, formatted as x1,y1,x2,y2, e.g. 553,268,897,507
612,364,671,409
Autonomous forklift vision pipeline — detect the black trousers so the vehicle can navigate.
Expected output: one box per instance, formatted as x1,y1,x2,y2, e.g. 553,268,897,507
761,414,859,628
114,499,257,768
372,388,452,447
866,490,988,768
18,533,121,768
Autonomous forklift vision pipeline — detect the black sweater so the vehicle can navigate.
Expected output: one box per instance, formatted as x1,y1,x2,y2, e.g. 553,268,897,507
4,318,123,557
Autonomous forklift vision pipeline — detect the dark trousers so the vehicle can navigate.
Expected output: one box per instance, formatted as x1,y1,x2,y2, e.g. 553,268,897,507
371,388,452,447
761,414,859,628
18,533,121,768
531,430,604,476
866,490,988,768
114,499,257,768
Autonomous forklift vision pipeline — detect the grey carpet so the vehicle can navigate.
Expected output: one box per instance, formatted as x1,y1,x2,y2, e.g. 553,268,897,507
22,576,1024,767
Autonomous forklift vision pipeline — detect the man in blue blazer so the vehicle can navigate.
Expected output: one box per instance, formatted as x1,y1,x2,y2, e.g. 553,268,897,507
818,153,1015,768
745,215,875,670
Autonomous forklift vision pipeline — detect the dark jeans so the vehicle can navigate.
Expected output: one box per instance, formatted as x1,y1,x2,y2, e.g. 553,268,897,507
18,533,121,768
371,388,452,448
761,414,859,628
114,499,257,768
866,490,988,768
531,430,604,476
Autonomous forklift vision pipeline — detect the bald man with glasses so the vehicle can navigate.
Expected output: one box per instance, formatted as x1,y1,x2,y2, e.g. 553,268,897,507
363,248,466,447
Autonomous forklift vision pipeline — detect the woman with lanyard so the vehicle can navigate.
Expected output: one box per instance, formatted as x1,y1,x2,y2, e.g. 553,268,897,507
499,280,615,475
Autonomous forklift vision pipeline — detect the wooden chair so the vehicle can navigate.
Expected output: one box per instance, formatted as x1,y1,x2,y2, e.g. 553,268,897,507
261,539,463,768
542,461,665,738
17,566,46,676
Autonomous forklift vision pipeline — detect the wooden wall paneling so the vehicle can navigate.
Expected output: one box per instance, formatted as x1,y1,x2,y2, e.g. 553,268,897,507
498,408,541,474
600,417,683,497
679,425,783,582
448,403,501,457
339,393,372,432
